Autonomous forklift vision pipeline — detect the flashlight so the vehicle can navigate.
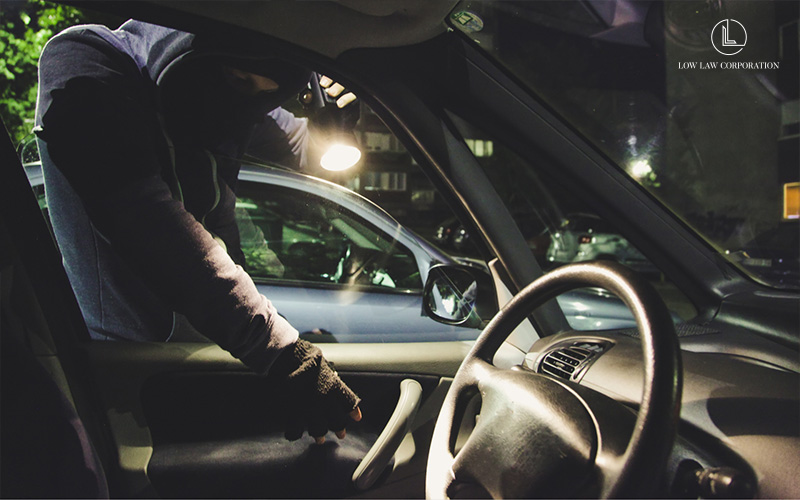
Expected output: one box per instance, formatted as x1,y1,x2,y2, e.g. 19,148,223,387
300,73,362,171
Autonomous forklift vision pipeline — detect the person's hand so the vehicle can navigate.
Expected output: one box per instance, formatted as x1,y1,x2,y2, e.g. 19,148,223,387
318,75,357,110
270,338,362,444
305,75,360,132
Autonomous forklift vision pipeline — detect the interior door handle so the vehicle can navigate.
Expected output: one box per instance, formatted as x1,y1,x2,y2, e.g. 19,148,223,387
352,378,423,491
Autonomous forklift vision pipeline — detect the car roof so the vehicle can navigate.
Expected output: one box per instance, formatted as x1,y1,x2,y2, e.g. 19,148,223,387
137,1,459,58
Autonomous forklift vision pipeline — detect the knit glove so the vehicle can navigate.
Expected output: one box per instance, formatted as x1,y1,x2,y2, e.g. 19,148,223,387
270,339,361,442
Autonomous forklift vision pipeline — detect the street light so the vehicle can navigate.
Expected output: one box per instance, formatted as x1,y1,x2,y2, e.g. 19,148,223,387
630,159,653,179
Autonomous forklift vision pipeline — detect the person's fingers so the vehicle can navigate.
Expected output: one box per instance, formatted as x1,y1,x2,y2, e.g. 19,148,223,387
336,92,357,109
308,414,328,441
281,390,304,441
332,406,361,440
325,82,345,98
328,405,349,435
284,421,304,441
315,436,326,445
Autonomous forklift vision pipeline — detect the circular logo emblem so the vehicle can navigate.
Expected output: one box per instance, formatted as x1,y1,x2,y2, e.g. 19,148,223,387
711,19,747,55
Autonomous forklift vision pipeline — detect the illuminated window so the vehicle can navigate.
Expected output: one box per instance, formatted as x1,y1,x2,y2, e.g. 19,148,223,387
361,132,405,153
363,172,407,192
784,182,799,220
465,139,494,157
411,189,435,208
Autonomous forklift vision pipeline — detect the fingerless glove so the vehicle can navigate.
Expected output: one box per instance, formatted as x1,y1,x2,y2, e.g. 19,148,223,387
270,339,361,440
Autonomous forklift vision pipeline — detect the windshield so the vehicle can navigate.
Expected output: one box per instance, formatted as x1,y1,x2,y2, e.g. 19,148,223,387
449,1,799,290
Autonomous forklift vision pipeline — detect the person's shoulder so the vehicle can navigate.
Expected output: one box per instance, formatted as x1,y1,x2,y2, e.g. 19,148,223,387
44,24,124,52
40,24,129,69
38,24,145,84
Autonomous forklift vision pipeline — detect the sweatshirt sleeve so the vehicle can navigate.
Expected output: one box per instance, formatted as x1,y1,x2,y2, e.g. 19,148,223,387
35,28,298,373
244,107,310,170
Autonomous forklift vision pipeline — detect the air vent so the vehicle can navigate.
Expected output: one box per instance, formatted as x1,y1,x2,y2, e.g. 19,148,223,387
538,341,610,381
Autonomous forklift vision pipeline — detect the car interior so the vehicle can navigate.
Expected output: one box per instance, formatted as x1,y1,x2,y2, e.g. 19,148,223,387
1,1,798,499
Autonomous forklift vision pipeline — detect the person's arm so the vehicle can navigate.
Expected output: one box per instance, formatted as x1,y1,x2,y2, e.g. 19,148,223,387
246,79,361,174
245,107,310,170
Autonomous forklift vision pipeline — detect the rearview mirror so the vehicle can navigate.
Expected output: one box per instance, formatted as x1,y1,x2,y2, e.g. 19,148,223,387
423,264,497,329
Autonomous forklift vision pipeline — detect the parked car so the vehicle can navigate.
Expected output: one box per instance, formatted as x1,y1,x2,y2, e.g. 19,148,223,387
432,216,459,248
2,1,797,499
547,213,658,275
24,160,651,339
730,221,800,288
435,211,553,261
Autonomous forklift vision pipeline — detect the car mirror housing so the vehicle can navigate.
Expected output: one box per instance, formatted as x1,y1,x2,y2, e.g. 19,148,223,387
422,264,498,329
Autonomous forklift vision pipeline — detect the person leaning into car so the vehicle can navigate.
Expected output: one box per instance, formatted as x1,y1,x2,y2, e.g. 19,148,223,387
34,20,361,444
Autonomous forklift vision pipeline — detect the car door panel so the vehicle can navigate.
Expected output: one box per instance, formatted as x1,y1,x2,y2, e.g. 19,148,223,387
83,341,470,498
143,371,438,498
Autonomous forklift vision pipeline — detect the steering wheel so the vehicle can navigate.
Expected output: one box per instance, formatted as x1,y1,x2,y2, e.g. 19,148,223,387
426,262,682,499
338,243,381,285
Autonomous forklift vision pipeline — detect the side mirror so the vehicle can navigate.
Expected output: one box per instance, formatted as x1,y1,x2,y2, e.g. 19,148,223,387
423,264,498,329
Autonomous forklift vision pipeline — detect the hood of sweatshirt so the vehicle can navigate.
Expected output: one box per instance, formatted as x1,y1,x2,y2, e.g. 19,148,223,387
48,19,311,149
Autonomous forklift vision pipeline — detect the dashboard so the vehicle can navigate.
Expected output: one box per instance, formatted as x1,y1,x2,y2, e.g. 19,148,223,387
524,326,800,498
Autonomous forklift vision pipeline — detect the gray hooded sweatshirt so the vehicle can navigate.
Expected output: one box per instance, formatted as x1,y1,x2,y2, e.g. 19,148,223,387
34,20,313,373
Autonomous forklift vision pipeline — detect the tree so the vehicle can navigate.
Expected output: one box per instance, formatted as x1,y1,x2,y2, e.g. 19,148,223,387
0,1,88,146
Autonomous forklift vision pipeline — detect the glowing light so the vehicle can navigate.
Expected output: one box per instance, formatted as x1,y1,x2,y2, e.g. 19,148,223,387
630,159,653,179
442,296,456,315
573,302,590,312
321,143,362,171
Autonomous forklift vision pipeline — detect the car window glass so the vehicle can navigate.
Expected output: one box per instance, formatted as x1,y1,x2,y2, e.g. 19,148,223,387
234,180,422,291
449,1,799,290
448,113,697,326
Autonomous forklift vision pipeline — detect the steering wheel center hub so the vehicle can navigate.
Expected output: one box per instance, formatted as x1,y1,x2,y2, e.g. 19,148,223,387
452,368,596,498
